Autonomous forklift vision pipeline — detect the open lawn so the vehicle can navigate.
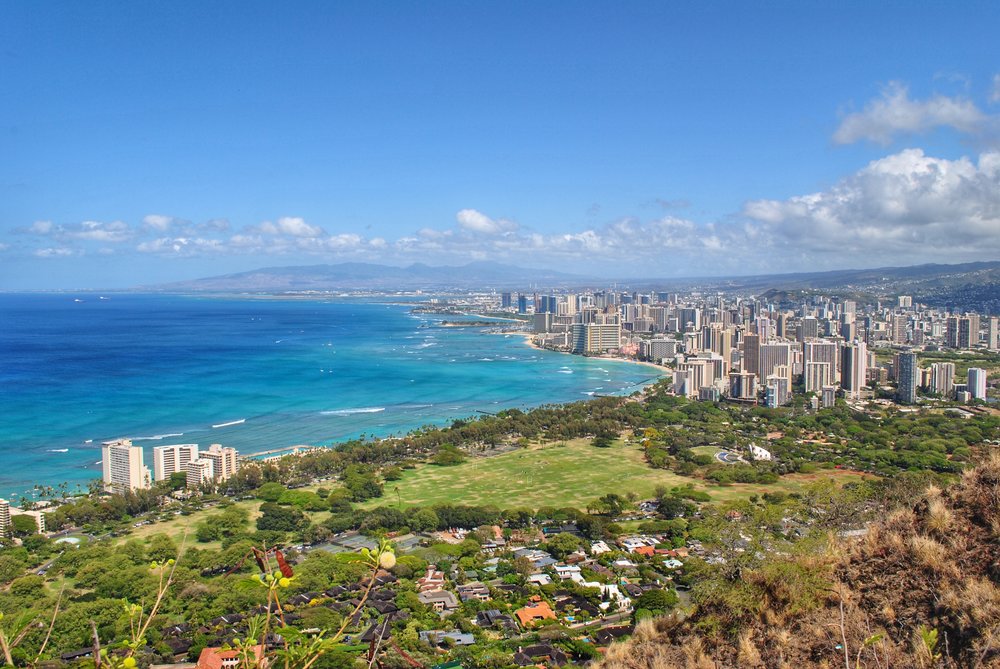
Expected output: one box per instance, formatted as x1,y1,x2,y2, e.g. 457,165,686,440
362,438,873,510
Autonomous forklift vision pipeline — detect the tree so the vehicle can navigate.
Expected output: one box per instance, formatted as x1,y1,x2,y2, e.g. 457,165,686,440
148,533,178,561
432,444,466,466
256,503,306,532
545,532,582,559
635,588,678,613
256,482,287,502
10,515,38,538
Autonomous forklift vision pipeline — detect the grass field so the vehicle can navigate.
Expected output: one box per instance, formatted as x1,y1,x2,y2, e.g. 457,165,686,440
119,439,872,546
363,438,871,510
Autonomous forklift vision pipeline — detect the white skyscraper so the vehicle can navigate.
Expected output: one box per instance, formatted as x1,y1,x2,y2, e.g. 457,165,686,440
968,368,988,400
153,443,199,481
841,341,868,399
102,439,152,494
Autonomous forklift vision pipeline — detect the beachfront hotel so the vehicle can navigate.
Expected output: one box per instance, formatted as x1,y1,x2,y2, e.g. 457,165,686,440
101,438,152,494
153,443,199,481
185,443,239,489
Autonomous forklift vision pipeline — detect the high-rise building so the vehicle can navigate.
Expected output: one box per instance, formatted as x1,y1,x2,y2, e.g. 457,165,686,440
803,340,840,383
0,499,9,537
570,321,621,354
500,292,512,309
891,314,908,345
186,458,215,489
201,443,239,482
804,361,832,393
959,315,980,349
153,443,199,481
728,371,757,401
798,317,819,342
517,295,528,314
898,296,912,308
987,317,999,351
765,375,790,408
841,341,868,399
896,352,918,404
741,333,760,376
968,368,988,400
759,343,792,382
102,439,152,494
930,362,955,397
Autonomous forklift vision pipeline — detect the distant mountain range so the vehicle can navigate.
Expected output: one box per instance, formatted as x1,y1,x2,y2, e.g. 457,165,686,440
147,259,1000,311
147,261,597,292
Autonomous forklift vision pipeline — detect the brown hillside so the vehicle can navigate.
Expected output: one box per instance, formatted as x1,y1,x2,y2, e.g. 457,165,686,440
598,453,1000,669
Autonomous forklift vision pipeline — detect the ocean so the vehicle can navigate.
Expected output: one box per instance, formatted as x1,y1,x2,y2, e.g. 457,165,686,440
0,293,661,500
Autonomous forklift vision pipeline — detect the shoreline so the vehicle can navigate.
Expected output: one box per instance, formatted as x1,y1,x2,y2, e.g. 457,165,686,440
517,331,672,378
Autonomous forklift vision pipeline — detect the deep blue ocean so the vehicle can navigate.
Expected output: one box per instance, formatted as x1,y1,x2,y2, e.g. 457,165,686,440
0,294,660,501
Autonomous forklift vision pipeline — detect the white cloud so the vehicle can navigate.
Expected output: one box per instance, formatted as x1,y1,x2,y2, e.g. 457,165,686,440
142,214,176,231
992,74,1000,104
455,209,519,234
743,148,1000,258
834,82,987,145
255,216,325,238
28,220,54,235
137,237,226,256
34,247,77,258
0,243,9,252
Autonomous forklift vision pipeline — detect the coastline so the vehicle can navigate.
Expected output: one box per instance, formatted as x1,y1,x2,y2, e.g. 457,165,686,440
517,331,672,377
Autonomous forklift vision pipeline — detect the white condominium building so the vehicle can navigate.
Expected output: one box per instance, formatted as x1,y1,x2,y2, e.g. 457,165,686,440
153,443,199,481
102,439,151,494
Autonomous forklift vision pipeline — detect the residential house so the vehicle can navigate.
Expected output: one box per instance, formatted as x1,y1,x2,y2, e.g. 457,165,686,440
417,565,447,592
457,582,491,602
418,589,460,615
196,646,267,669
514,600,557,628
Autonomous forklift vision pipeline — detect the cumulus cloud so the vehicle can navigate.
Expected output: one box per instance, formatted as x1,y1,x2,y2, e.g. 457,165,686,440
255,216,325,238
743,148,1000,257
834,82,987,145
455,209,519,234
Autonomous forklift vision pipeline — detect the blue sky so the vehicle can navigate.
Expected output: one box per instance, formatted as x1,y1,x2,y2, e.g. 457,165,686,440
3,1,1000,288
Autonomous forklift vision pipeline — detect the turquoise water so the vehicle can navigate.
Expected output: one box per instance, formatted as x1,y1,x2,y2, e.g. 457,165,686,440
0,294,660,500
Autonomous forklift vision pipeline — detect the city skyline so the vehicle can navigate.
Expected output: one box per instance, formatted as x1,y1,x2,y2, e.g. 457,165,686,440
3,2,1000,289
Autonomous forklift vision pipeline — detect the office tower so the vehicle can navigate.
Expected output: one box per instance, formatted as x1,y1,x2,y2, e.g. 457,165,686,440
840,319,856,342
102,439,152,493
968,368,988,400
842,300,856,316
186,458,215,489
898,296,912,308
564,294,578,315
0,499,9,537
201,443,239,482
896,352,918,404
517,295,528,314
742,333,760,376
500,292,512,309
841,341,868,399
930,362,955,397
987,317,999,350
153,443,199,481
891,314,908,344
